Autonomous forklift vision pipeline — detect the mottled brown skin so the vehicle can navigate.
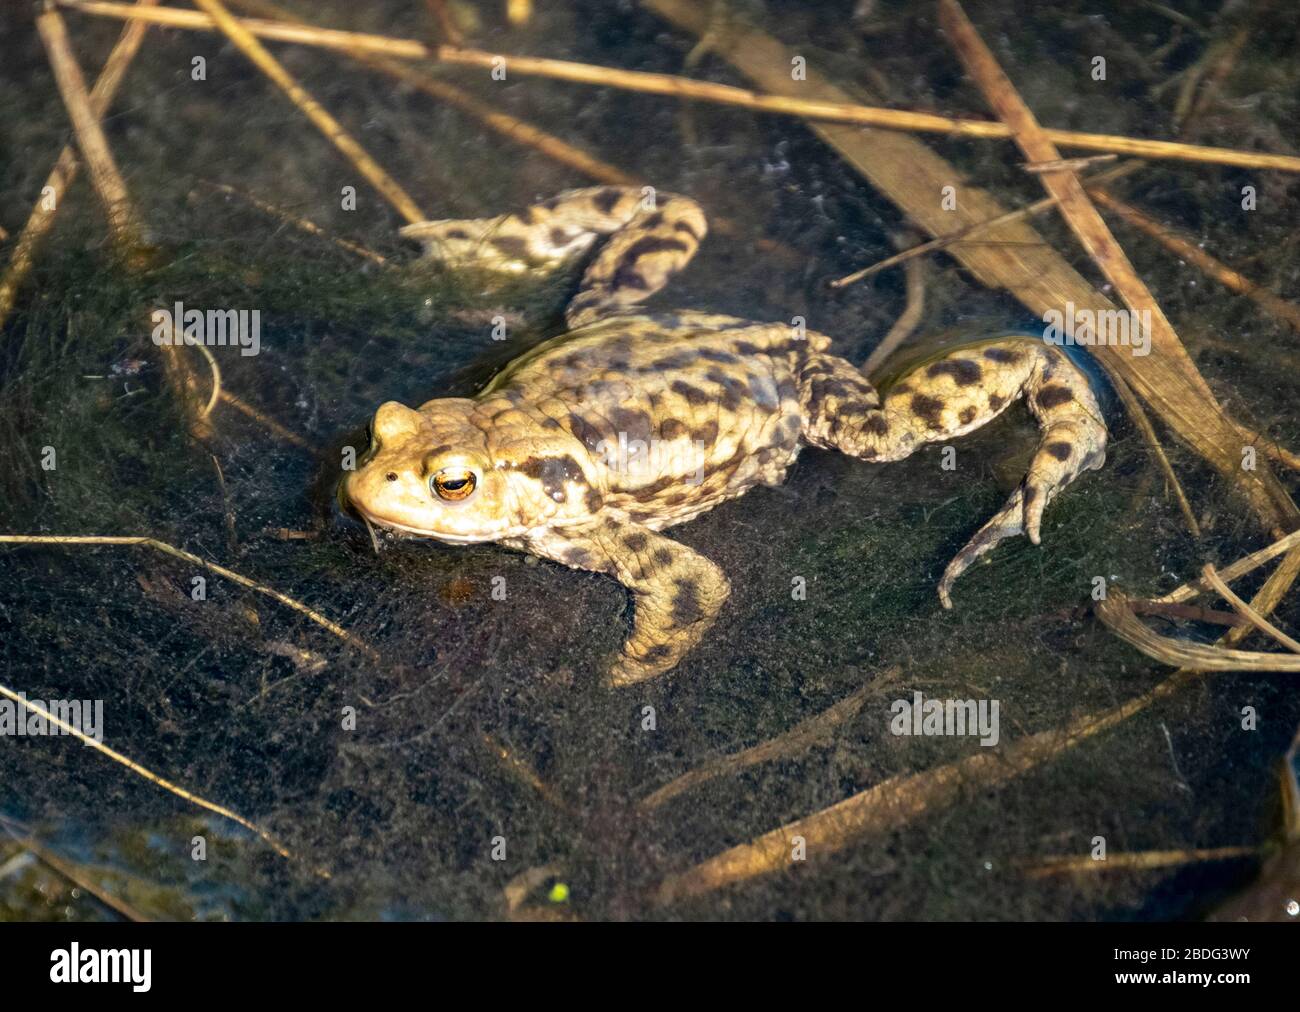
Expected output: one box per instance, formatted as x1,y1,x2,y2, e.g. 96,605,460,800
344,187,1107,685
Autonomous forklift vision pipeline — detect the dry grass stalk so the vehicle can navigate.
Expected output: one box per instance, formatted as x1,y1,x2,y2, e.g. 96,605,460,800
861,250,926,377
227,0,639,186
216,390,317,453
1097,592,1300,671
1023,846,1256,878
60,0,1300,174
652,669,1194,906
481,733,572,814
0,682,313,871
638,671,891,811
648,0,1297,534
199,179,388,265
0,0,159,330
1200,563,1300,653
1155,528,1300,604
0,534,376,658
34,8,148,264
0,820,150,921
936,0,1297,532
831,161,1147,288
653,547,1300,906
1088,186,1300,334
187,0,427,225
1107,372,1201,538
423,0,463,46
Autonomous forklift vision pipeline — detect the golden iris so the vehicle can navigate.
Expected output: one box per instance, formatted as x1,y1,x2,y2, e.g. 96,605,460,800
431,469,476,501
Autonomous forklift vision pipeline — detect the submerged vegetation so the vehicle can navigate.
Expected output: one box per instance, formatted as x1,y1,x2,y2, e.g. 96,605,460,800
2,0,1299,921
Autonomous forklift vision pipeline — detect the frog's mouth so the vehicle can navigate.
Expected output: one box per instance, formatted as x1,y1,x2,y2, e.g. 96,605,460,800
350,503,500,545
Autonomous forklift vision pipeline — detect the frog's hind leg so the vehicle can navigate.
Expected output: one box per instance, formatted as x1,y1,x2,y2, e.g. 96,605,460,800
562,192,707,328
802,338,1107,607
399,186,707,316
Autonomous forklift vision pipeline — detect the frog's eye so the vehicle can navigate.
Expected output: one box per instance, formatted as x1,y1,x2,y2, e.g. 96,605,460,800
431,468,476,501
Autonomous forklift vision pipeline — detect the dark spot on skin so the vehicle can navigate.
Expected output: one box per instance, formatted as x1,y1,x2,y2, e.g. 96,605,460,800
610,407,654,446
859,447,879,460
891,383,912,395
692,421,720,446
957,525,1001,559
1024,486,1039,508
838,399,869,416
642,212,664,229
518,206,537,225
734,340,761,356
984,347,1023,364
566,548,592,567
652,548,675,567
585,487,603,512
645,645,673,662
593,188,622,214
671,381,712,407
624,532,649,552
549,227,570,247
1046,441,1074,461
623,235,689,260
652,353,696,370
660,418,687,440
959,406,978,425
911,394,946,430
671,580,703,627
865,414,889,435
927,359,983,385
1037,385,1075,409
568,413,606,452
492,235,531,260
518,455,586,502
446,228,469,240
988,394,1006,411
674,219,701,240
610,266,649,292
698,348,738,364
539,196,561,210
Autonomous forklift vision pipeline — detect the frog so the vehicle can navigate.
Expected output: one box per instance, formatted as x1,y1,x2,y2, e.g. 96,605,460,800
342,186,1107,686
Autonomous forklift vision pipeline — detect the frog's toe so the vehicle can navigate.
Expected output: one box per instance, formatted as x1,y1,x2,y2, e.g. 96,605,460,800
604,647,676,688
938,486,1030,609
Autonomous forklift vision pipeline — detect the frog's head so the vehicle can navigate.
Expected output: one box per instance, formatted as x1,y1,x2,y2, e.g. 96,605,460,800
342,400,518,544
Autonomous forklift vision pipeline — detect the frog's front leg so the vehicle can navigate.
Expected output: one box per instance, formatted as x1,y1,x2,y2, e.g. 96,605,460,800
522,518,731,687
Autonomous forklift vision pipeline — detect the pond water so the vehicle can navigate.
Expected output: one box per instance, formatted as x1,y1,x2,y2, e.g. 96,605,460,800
2,0,1299,921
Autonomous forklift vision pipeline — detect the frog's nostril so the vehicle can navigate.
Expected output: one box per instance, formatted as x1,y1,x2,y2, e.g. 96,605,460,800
385,472,398,482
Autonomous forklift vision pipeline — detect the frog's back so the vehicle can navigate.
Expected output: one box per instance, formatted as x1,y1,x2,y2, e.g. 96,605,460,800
480,312,821,526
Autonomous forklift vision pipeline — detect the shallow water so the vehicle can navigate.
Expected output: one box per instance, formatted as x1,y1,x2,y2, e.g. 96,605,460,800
2,0,1299,921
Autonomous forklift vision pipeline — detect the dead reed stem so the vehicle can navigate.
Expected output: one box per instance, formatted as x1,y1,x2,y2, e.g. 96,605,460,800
0,0,158,330
187,0,426,225
59,0,1300,174
35,7,148,263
